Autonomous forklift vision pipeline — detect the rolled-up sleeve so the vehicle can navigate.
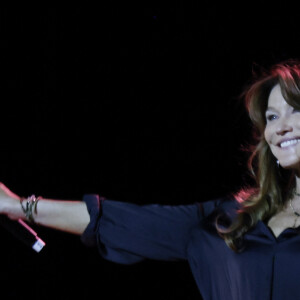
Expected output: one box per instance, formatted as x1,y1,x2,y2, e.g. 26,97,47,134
81,194,204,264
81,194,236,265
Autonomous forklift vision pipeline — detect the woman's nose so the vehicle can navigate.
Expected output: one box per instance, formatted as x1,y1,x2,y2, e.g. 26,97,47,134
276,118,293,135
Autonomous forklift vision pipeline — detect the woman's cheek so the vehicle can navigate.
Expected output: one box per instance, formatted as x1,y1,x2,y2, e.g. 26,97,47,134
296,143,300,159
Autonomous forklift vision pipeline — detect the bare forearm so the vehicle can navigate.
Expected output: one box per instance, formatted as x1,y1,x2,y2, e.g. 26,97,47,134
4,196,90,235
0,183,91,235
33,199,90,235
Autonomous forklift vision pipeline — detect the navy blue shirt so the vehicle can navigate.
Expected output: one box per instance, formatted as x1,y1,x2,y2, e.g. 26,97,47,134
81,194,300,300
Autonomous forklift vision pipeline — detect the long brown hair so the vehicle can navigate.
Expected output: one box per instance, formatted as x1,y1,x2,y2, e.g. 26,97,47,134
218,59,300,252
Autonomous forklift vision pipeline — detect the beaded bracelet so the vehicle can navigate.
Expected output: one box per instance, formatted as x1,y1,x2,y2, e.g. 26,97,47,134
20,195,41,223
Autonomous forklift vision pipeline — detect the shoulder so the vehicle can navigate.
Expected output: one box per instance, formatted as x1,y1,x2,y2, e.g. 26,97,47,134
198,194,240,218
196,195,241,233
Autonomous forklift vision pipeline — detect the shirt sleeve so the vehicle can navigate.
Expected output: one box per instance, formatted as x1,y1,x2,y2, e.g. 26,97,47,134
80,194,235,265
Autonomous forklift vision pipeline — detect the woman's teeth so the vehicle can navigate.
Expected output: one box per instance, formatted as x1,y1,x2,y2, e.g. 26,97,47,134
280,139,300,148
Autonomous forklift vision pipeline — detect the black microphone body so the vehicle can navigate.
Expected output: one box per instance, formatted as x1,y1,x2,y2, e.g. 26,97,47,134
0,215,45,252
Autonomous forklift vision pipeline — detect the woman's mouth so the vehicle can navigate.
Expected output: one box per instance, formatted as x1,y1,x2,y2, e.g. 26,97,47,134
279,139,300,148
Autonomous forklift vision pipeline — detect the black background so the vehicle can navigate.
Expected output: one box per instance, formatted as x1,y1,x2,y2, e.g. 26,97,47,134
0,4,299,299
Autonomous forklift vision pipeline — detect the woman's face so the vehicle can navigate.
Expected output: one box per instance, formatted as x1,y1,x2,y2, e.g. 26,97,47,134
264,84,300,171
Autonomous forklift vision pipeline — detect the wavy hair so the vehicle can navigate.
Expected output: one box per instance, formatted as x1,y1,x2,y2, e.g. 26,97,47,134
218,59,300,252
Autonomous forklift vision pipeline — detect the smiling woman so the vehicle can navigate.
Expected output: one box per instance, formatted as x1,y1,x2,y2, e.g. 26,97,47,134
219,59,300,248
265,84,300,170
1,59,300,300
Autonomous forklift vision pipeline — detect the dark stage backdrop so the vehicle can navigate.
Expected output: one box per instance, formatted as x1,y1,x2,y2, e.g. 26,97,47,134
0,4,299,299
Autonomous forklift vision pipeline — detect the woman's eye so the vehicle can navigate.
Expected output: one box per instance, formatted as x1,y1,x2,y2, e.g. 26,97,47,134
266,114,277,121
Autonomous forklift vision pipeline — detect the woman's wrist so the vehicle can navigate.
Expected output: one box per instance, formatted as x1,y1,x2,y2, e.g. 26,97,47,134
2,195,24,220
20,195,41,223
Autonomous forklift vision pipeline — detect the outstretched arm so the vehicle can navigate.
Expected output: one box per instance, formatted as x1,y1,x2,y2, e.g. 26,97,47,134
0,183,90,235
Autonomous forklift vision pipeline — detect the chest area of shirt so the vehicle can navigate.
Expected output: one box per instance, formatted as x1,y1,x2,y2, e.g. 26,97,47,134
188,223,300,266
187,225,300,299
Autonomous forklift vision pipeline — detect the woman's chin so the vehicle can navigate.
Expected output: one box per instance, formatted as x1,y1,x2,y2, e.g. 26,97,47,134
279,160,300,171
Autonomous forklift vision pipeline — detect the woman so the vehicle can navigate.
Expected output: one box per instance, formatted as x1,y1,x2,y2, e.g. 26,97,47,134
0,59,299,299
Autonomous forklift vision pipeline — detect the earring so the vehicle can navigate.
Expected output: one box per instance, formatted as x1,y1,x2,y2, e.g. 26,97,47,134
276,160,280,167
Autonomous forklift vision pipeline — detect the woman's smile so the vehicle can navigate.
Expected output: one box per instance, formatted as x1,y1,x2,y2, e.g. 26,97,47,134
264,84,300,170
277,138,300,148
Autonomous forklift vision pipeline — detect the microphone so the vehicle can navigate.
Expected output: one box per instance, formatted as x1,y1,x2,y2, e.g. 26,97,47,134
0,215,46,252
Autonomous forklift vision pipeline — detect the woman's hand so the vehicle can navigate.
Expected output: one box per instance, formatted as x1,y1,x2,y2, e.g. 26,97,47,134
0,182,22,220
